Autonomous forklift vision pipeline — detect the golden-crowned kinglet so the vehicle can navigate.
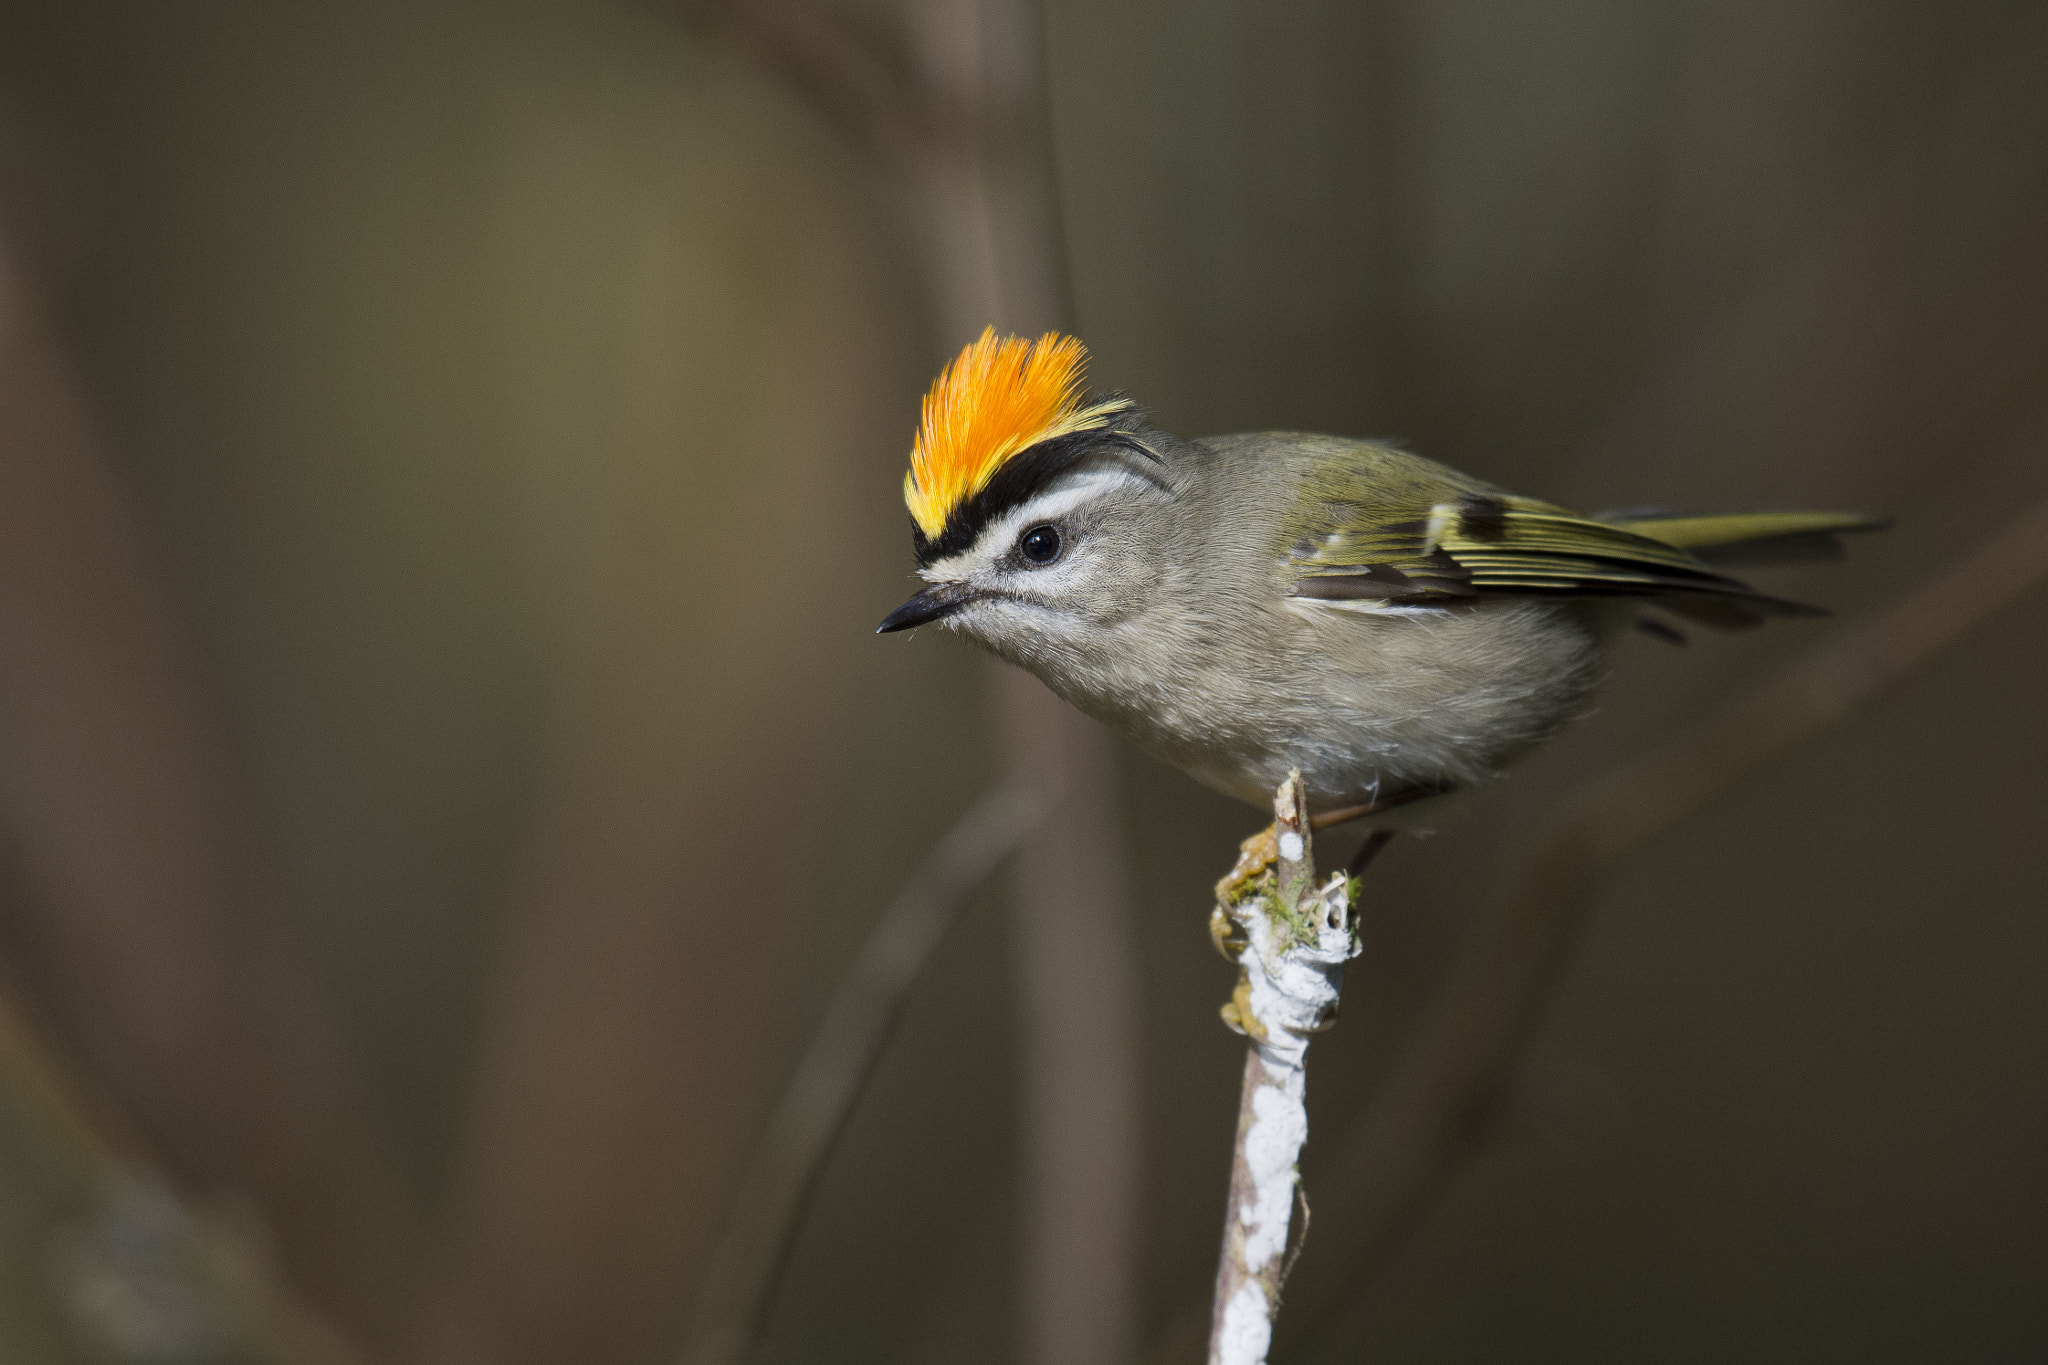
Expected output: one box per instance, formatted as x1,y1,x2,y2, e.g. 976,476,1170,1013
879,330,1879,825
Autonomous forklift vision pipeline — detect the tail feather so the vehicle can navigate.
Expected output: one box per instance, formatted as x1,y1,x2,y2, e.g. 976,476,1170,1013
1603,509,1888,568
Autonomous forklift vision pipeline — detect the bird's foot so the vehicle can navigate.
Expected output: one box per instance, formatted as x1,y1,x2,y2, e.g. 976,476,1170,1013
1216,972,1265,1040
1208,904,1251,962
1215,822,1280,903
1209,824,1280,961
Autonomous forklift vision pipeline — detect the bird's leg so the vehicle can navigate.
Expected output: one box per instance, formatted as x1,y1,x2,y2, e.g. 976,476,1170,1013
1345,829,1395,879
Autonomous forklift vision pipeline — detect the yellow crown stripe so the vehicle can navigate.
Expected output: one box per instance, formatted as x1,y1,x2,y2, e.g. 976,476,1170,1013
904,329,1129,540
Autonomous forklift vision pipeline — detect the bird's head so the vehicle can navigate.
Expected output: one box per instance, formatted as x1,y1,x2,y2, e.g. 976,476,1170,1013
877,330,1177,667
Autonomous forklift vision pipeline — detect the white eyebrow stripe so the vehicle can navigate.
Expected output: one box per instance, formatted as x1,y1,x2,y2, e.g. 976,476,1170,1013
920,467,1143,580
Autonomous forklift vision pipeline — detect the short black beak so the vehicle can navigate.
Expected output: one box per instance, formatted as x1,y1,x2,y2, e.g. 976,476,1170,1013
876,582,979,634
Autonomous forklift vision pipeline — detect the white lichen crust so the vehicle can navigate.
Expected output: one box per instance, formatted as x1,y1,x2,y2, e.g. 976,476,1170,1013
1215,1281,1273,1365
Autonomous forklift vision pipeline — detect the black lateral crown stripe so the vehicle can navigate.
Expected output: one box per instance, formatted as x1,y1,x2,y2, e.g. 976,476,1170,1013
911,409,1152,566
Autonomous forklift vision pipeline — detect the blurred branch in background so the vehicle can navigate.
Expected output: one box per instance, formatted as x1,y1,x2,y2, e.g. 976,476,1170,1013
682,778,1048,1365
1281,477,2048,1356
703,2,1145,1362
0,972,145,1167
0,228,423,1356
921,2,1145,1358
995,669,1143,1365
0,973,369,1365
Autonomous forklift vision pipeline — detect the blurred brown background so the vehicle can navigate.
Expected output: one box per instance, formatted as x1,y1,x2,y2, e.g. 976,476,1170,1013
0,1,2043,1362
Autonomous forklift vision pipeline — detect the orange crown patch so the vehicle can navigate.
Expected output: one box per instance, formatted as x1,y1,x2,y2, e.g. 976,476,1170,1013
904,329,1131,540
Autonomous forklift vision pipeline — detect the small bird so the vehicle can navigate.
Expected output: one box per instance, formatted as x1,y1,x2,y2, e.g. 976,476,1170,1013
879,329,1878,837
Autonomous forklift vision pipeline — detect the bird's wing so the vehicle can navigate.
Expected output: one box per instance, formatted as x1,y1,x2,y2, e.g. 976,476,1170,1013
1288,493,1826,628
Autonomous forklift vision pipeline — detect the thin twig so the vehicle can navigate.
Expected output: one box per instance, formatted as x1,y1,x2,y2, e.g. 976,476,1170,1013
1206,773,1360,1365
1283,492,2048,1350
680,779,1050,1365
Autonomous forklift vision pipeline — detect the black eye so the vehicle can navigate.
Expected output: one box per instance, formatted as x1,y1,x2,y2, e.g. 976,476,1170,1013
1018,523,1062,564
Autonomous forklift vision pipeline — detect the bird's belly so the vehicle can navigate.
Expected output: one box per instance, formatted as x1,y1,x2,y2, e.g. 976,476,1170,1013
1088,600,1608,813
